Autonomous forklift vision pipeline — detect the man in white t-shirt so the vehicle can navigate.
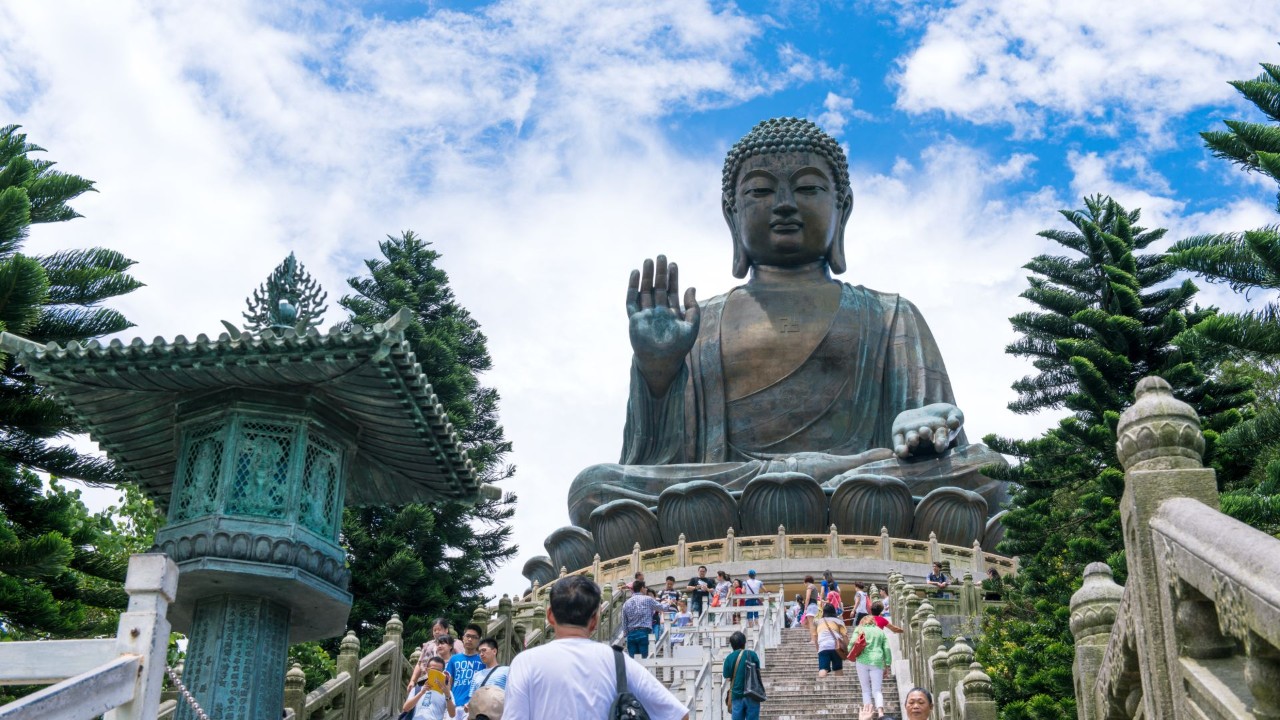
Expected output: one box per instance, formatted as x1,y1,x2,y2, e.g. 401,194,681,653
504,575,689,720
742,569,764,628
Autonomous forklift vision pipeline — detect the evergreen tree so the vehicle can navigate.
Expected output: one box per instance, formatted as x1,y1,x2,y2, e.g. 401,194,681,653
338,231,516,652
978,196,1250,719
1166,53,1280,536
0,126,141,696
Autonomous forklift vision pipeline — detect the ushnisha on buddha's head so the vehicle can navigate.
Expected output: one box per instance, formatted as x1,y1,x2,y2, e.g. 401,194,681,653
721,117,854,278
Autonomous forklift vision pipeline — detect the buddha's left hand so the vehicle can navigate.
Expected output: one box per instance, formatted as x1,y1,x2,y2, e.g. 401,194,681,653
891,403,963,459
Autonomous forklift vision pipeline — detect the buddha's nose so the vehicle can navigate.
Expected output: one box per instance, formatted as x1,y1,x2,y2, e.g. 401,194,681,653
773,186,797,213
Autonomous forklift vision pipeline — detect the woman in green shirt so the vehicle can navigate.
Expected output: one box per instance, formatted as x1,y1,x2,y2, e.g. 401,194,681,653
850,616,891,715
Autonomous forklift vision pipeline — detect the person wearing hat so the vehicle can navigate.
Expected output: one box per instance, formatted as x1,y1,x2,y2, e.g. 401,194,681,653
468,686,505,720
742,570,764,628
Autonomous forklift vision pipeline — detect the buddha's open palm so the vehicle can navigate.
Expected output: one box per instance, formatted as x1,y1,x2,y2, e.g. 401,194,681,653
892,403,964,459
627,255,699,397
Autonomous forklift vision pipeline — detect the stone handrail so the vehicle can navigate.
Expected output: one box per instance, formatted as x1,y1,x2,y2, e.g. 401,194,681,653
1070,376,1280,719
886,569,999,720
0,554,177,720
526,526,1017,603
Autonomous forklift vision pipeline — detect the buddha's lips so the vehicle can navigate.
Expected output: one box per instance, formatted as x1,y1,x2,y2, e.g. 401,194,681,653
771,221,803,232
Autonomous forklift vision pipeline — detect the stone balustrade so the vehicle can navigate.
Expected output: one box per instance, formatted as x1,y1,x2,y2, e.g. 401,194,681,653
1070,376,1280,719
521,524,1018,604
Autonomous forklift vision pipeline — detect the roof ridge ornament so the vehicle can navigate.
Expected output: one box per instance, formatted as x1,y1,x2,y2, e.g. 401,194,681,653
241,253,329,334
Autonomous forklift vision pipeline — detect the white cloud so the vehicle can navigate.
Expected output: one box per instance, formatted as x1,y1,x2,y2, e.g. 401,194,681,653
893,0,1280,139
816,91,874,136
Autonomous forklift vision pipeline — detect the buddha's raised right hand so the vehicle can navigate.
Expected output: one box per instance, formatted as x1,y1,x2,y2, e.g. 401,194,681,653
627,255,699,397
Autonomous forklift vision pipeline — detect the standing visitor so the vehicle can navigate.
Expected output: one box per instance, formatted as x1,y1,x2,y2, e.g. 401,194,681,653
801,575,820,628
902,688,935,720
686,565,712,616
731,578,745,624
878,587,892,622
503,575,689,720
622,579,665,658
670,599,693,645
403,656,456,720
868,601,903,634
850,616,892,715
410,618,465,690
811,603,846,679
713,571,733,625
851,582,870,626
722,630,762,720
925,563,950,597
445,625,487,718
465,638,508,720
659,576,682,607
983,567,1003,601
825,579,843,623
743,569,764,627
435,636,456,676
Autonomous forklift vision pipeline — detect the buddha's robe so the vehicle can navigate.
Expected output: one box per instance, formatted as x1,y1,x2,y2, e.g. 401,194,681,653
568,283,994,528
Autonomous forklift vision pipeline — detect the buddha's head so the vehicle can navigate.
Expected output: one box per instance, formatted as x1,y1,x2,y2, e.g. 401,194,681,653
721,117,853,278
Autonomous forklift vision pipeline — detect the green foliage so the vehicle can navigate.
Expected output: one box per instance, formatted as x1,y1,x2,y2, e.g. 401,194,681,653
288,641,337,692
0,127,141,667
979,196,1249,718
337,230,517,653
0,125,142,485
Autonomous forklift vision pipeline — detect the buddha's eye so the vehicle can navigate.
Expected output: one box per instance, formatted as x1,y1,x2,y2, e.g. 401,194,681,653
795,184,825,195
743,186,773,198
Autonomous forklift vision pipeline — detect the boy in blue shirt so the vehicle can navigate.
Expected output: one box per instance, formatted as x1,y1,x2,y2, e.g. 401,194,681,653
444,624,487,717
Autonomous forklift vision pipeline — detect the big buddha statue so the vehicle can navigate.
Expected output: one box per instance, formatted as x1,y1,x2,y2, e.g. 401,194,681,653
528,118,1009,582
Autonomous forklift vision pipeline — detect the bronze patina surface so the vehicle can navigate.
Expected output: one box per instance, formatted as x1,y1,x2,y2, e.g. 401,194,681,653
548,118,1007,567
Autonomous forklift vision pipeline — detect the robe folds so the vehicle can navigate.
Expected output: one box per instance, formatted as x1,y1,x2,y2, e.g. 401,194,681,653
568,283,974,529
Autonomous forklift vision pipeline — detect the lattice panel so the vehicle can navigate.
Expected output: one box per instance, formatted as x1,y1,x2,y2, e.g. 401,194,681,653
227,421,295,519
300,434,342,537
173,424,225,522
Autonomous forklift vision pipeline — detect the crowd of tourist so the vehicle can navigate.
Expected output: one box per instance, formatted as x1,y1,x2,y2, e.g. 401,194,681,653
405,563,963,720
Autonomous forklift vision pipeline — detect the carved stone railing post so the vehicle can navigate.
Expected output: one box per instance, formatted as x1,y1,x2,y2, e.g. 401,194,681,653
881,526,891,560
947,637,975,699
830,524,840,559
384,613,404,698
1114,377,1218,719
930,648,949,705
971,540,984,577
929,531,940,564
496,597,515,663
283,664,306,720
631,542,641,576
959,571,974,619
921,613,942,697
592,553,601,581
336,631,360,680
1069,562,1123,720
726,527,736,561
677,533,687,567
961,662,998,720
777,525,787,559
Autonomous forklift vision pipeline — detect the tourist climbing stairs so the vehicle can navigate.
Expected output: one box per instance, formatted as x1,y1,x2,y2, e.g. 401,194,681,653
757,627,901,720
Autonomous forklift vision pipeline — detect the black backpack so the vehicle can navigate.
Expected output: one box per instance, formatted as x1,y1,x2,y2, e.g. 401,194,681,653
609,646,652,720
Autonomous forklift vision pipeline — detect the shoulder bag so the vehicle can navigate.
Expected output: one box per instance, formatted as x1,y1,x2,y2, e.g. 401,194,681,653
609,646,651,720
849,628,868,661
743,653,767,702
824,620,849,661
725,648,746,712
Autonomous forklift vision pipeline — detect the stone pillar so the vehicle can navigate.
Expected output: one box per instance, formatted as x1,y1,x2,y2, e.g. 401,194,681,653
929,531,940,564
1069,562,1123,720
176,595,291,720
1114,377,1219,720
777,525,787,559
961,663,998,720
947,637,975,698
921,613,942,695
677,534,687,567
283,664,306,720
881,526,891,560
726,526,736,561
830,524,840,559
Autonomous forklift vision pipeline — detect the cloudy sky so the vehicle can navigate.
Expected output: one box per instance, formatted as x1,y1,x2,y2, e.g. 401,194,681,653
4,1,1280,596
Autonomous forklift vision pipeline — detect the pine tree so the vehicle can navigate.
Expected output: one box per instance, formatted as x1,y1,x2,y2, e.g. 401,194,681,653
338,231,516,652
0,126,141,691
1166,52,1280,536
978,196,1250,719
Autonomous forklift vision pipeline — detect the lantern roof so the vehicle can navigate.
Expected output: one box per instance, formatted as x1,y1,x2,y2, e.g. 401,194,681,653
0,307,481,509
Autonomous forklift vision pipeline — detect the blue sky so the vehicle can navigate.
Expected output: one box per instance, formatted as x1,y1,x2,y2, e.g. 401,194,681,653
3,0,1280,595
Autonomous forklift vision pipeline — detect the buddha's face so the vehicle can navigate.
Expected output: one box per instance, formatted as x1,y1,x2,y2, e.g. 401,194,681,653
730,151,849,270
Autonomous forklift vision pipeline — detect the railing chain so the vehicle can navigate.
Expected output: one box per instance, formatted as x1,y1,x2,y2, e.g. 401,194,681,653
167,665,212,720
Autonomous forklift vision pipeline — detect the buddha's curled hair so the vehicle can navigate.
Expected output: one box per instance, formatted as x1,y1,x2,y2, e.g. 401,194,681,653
721,117,850,211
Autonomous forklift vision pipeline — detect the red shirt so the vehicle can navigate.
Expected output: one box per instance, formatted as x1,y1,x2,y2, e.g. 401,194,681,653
872,616,888,629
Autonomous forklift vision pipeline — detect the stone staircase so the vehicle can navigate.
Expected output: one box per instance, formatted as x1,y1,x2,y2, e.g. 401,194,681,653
758,627,900,720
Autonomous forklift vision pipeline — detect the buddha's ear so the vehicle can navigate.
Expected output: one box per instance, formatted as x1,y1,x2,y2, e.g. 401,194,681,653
724,195,750,279
828,188,854,275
